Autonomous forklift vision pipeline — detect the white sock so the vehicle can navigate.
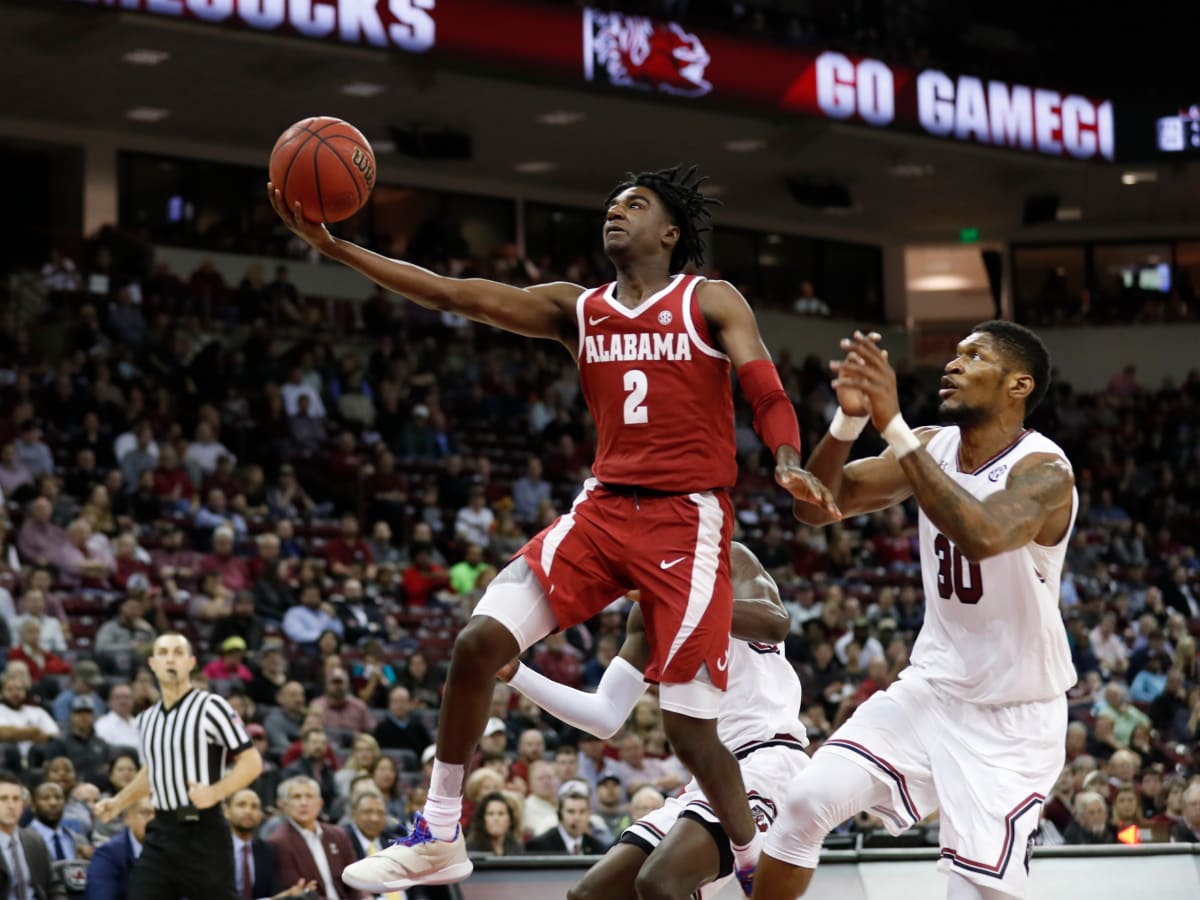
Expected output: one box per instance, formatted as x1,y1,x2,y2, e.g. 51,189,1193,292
423,761,465,841
731,829,763,871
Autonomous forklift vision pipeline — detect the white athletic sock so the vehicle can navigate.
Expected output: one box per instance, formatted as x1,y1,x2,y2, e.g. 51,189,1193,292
424,761,465,840
731,829,763,871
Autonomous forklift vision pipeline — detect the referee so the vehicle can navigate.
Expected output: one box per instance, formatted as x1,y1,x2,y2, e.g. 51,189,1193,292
95,633,263,899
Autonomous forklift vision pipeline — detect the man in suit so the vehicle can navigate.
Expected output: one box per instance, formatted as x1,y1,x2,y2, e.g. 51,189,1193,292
1172,783,1200,843
524,789,606,855
0,770,67,900
83,798,154,900
227,788,316,900
268,776,364,900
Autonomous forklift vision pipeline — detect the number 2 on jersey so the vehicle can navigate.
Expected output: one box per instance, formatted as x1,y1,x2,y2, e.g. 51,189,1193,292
623,369,648,424
933,532,983,604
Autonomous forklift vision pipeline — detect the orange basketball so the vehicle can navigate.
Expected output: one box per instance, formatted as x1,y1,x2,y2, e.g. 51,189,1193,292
269,116,375,224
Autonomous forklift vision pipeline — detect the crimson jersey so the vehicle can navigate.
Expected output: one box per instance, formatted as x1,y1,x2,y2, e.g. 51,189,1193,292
575,273,737,492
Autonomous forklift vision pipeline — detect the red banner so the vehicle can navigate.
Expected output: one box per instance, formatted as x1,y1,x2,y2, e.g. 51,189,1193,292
72,1,1116,161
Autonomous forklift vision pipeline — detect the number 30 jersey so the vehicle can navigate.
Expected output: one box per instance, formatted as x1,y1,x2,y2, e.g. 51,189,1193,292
905,426,1078,704
575,273,737,493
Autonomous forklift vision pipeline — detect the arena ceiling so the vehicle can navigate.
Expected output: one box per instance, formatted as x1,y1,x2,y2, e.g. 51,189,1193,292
0,2,1197,243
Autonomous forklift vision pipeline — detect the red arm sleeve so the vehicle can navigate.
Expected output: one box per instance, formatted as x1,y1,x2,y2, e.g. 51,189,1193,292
737,359,802,457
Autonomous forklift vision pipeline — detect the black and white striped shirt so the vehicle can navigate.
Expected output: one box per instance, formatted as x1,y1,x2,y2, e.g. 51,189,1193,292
137,689,251,811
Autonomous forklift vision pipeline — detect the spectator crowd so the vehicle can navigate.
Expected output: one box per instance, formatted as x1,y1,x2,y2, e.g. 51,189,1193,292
0,239,1198,897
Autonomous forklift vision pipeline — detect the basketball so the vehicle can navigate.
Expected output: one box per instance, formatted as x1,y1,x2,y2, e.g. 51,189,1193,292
268,116,375,224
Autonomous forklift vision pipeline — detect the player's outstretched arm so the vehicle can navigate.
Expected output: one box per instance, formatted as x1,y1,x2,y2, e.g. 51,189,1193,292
834,333,1074,560
697,280,840,520
268,185,582,342
729,542,790,643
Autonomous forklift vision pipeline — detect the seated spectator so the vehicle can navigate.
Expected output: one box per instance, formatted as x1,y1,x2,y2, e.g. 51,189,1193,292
151,445,194,510
15,421,55,478
532,633,582,690
111,533,154,592
30,781,82,863
1090,612,1129,677
1172,783,1200,843
185,421,235,480
247,643,289,708
118,422,158,491
198,526,251,592
335,578,386,645
267,464,316,519
0,441,34,499
372,686,431,757
195,493,248,540
263,681,307,756
149,524,199,583
344,789,401,865
287,394,328,454
225,787,296,899
525,787,605,854
311,668,374,735
84,796,154,900
324,513,374,578
350,640,398,708
1095,681,1151,748
202,636,254,685
454,487,494,548
267,775,358,897
9,588,67,654
397,650,442,710
335,735,383,801
511,457,551,528
281,367,326,419
0,671,59,768
448,544,489,597
94,685,140,754
52,518,116,585
94,594,156,675
365,521,402,567
51,660,106,727
1064,790,1117,844
38,695,110,783
593,772,626,837
281,730,339,812
366,754,407,825
522,761,561,839
282,584,343,647
7,618,71,682
210,590,264,654
17,497,64,567
400,547,448,607
466,791,525,857
1130,651,1169,703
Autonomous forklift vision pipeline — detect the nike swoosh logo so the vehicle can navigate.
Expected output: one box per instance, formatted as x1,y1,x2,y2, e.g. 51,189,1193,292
660,556,687,570
588,315,611,326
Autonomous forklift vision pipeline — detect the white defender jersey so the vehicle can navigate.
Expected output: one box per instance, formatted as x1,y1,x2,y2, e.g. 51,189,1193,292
904,427,1078,704
716,637,808,754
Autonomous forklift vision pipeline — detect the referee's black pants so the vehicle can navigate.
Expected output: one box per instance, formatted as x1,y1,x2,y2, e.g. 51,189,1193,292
129,806,237,900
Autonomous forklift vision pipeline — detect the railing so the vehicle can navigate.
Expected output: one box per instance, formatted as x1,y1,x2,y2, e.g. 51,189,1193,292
461,843,1200,899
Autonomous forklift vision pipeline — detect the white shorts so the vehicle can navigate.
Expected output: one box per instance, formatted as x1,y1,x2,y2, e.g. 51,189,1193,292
789,675,1065,897
620,742,810,897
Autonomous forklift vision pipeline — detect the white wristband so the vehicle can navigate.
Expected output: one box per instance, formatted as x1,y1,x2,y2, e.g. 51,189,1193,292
829,408,869,442
882,413,921,457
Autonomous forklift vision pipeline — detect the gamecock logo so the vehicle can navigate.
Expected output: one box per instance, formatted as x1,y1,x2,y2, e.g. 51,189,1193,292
584,8,712,98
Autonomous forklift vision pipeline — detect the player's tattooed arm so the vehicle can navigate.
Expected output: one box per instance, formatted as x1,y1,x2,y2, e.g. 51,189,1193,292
897,451,1074,561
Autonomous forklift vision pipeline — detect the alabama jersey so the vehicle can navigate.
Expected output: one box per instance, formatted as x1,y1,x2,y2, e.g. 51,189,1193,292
576,273,737,492
905,427,1078,704
717,637,807,753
